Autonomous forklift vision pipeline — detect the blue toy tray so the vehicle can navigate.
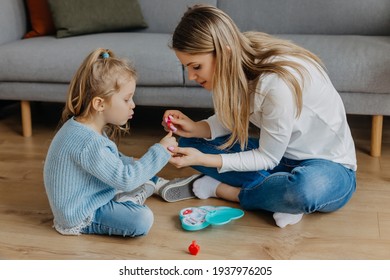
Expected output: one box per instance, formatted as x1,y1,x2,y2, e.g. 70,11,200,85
179,206,244,231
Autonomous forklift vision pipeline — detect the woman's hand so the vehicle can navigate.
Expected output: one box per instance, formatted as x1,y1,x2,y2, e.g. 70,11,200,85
168,146,204,168
168,146,223,169
162,110,211,139
162,110,197,137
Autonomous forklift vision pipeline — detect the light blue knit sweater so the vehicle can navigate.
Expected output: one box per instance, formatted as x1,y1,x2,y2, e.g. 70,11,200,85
43,118,170,235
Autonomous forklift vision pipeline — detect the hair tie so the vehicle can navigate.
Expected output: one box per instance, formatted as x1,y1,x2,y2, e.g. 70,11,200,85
101,52,110,59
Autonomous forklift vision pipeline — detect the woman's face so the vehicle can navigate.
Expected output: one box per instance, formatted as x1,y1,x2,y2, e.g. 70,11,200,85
175,51,216,91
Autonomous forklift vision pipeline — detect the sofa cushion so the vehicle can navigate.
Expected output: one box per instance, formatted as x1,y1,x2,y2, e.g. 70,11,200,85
48,0,148,38
0,0,27,45
0,83,214,110
138,0,217,33
278,35,390,94
24,0,56,39
0,33,183,86
219,0,390,35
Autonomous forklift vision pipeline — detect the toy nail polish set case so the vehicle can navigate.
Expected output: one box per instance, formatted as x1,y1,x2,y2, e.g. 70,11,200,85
179,206,244,231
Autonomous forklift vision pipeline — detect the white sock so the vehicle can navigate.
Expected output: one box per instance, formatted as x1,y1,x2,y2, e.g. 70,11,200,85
273,212,304,228
193,175,220,199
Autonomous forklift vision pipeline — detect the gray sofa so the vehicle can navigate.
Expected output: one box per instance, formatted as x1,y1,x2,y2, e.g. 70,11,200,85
0,0,389,157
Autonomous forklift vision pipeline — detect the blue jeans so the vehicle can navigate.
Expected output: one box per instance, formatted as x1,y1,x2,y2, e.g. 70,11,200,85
179,136,356,214
80,200,154,237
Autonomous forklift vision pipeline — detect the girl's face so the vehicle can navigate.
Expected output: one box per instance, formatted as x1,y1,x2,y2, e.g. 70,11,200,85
103,78,136,126
175,51,216,91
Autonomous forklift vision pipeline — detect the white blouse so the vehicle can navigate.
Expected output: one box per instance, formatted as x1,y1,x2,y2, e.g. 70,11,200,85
205,57,357,172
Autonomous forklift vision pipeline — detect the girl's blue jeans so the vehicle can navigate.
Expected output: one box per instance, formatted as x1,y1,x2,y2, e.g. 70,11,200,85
80,200,154,237
179,135,356,214
80,176,161,237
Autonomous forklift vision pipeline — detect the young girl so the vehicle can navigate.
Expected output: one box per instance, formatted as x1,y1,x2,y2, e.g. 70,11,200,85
160,5,357,228
44,48,190,236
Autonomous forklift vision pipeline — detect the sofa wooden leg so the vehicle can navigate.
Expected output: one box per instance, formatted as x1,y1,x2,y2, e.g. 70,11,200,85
21,100,32,137
370,115,383,157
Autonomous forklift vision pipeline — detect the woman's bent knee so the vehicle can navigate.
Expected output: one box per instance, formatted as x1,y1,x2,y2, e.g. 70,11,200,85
286,164,356,213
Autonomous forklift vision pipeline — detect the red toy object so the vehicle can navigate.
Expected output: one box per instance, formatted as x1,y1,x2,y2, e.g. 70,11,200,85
188,240,200,255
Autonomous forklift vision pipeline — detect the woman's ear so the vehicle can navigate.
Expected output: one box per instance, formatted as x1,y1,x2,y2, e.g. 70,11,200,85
92,97,105,112
225,45,232,58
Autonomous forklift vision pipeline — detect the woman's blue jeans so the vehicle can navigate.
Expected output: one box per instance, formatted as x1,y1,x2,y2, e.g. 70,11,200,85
80,200,154,237
179,136,356,214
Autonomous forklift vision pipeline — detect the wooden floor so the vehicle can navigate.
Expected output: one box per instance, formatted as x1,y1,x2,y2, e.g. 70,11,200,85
0,101,389,260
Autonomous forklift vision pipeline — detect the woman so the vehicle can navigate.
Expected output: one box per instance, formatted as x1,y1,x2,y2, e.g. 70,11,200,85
160,5,357,228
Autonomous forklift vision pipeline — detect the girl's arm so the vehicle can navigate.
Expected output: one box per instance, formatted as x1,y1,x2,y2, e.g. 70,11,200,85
80,139,171,192
118,152,136,165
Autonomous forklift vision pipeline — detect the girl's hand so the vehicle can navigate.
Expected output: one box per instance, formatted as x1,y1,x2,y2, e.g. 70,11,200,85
159,131,178,154
162,110,211,139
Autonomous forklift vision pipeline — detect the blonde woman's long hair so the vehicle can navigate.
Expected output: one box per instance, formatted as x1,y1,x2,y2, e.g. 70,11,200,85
172,4,324,150
61,48,137,143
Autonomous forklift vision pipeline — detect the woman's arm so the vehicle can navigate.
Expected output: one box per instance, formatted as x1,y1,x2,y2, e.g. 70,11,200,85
204,114,231,139
170,77,296,172
162,109,212,138
220,78,295,172
169,146,223,169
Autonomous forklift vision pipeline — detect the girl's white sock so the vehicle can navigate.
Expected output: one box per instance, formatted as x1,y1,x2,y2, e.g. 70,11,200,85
193,175,220,199
273,212,304,228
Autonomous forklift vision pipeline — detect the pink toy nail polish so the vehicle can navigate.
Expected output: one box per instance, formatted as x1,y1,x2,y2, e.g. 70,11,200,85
166,115,177,132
